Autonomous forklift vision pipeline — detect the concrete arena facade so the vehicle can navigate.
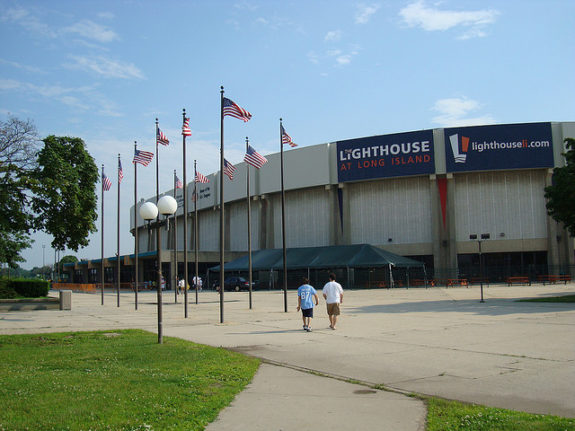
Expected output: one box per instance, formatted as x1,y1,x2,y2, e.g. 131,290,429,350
130,121,575,283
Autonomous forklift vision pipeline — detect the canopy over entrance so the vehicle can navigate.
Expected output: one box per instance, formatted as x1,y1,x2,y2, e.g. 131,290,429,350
209,244,425,272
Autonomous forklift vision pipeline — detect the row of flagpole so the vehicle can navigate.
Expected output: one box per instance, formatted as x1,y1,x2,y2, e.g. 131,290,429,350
98,86,297,322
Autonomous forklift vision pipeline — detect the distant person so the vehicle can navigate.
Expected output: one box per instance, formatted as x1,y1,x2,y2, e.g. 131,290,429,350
322,273,343,330
178,278,185,295
193,275,203,291
297,277,319,332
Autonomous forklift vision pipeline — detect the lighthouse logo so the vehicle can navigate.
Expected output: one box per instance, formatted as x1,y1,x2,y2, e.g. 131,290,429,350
449,134,469,163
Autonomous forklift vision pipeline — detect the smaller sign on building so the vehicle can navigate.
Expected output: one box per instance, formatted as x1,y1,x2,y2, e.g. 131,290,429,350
445,122,553,172
336,130,435,182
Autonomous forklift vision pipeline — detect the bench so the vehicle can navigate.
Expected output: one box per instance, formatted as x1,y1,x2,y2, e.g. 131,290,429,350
537,275,571,285
373,280,403,288
446,278,468,287
410,279,431,287
506,276,531,286
469,277,489,286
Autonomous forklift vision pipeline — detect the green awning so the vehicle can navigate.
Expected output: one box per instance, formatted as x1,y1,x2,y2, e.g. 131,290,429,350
210,244,424,272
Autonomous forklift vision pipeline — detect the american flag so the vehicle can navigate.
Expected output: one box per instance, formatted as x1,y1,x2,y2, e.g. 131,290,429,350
175,176,183,189
223,97,252,122
244,145,268,169
195,171,209,183
182,117,192,136
223,159,236,180
281,125,297,147
157,127,169,146
118,159,123,184
102,172,112,191
133,149,154,166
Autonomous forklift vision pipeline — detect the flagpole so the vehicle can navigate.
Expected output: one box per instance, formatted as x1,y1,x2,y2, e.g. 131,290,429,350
134,142,139,310
101,164,105,305
280,119,288,312
246,137,253,310
173,169,178,304
219,86,225,323
116,154,121,307
155,119,159,205
182,109,189,318
194,160,199,305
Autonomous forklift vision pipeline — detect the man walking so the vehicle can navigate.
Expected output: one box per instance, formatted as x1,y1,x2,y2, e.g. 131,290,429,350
322,273,343,330
297,277,319,332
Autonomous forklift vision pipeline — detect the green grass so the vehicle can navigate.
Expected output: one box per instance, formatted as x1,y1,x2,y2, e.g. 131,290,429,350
426,397,575,431
1,330,574,431
0,330,260,431
518,294,575,303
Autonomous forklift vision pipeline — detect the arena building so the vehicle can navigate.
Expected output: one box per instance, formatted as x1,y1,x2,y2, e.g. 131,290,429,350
66,121,575,289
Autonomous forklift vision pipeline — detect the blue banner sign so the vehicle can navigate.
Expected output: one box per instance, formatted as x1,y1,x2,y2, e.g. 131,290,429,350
336,130,435,182
445,122,553,172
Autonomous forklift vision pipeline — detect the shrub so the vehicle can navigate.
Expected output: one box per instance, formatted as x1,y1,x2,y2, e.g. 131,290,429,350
0,278,17,299
10,279,50,298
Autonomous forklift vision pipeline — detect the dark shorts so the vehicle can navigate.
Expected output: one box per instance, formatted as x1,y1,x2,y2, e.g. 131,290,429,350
326,303,340,316
302,308,314,318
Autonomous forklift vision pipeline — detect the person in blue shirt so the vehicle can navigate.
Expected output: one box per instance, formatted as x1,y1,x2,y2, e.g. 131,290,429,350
297,277,319,332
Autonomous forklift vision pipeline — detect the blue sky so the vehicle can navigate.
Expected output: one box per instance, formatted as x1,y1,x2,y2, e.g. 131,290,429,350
1,0,573,269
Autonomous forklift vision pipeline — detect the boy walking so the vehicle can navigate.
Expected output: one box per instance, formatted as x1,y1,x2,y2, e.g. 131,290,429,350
322,273,343,330
297,277,319,332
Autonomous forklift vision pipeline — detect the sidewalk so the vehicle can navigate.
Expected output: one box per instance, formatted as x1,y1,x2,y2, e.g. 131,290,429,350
1,284,574,428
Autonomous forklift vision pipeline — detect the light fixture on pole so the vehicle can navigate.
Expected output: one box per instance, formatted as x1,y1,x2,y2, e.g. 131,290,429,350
470,233,490,303
139,195,177,344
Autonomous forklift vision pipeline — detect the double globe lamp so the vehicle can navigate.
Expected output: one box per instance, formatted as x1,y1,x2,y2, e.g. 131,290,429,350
139,195,178,344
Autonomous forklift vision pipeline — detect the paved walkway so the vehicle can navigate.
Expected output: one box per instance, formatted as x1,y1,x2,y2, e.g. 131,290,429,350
1,284,574,429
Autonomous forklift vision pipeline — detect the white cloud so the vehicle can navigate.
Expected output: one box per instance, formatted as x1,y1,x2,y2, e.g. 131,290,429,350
400,1,499,38
355,4,380,24
324,30,342,42
0,78,122,116
0,58,44,74
327,47,359,67
307,51,319,64
432,97,495,127
1,7,56,38
97,12,115,20
0,78,22,90
66,55,145,80
336,55,352,65
62,20,118,43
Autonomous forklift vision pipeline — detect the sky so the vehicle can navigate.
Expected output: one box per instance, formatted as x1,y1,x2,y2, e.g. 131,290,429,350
1,0,573,269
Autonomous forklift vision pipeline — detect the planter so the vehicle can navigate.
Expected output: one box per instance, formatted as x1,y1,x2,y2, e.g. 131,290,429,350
0,297,60,311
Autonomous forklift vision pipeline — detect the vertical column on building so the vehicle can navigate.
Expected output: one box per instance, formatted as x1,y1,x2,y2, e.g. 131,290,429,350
545,168,575,273
430,173,458,281
259,195,272,249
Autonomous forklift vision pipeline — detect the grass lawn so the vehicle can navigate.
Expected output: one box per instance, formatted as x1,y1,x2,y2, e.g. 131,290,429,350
0,330,259,431
426,397,575,431
1,330,574,431
518,294,575,303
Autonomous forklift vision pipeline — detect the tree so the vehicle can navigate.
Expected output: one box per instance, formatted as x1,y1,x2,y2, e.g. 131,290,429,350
545,138,575,236
0,117,100,268
0,117,40,267
32,136,99,252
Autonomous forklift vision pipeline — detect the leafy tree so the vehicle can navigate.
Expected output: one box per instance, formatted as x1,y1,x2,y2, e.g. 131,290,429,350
0,117,39,267
0,118,99,268
32,136,99,252
545,138,575,236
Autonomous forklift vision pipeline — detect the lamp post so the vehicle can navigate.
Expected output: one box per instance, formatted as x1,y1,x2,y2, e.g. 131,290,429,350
140,195,177,344
470,233,490,303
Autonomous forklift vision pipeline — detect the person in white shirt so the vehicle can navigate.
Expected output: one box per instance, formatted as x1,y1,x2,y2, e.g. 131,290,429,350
193,275,203,291
177,278,185,295
322,273,344,330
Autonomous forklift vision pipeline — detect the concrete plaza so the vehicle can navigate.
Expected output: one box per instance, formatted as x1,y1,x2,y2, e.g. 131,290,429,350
1,284,574,429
